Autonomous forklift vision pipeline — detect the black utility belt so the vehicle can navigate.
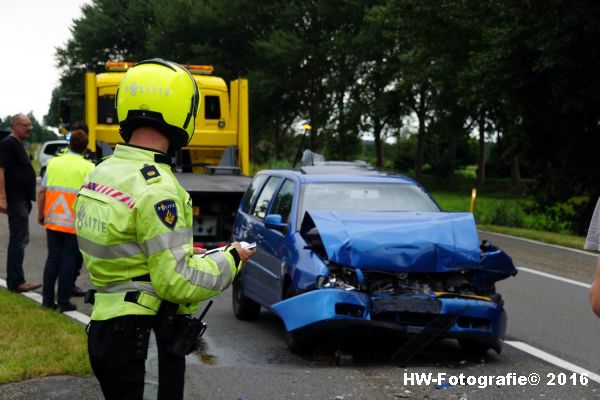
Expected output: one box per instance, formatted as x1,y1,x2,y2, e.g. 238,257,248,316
87,293,212,357
85,289,162,313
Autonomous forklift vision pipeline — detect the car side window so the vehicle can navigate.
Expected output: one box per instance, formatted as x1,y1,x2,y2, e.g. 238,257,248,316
252,176,282,220
240,175,267,214
270,179,295,224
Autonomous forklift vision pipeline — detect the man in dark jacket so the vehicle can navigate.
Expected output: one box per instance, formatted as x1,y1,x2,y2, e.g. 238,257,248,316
0,113,41,292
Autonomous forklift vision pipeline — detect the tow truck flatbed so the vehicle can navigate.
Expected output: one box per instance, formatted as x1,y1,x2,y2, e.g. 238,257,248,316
174,173,251,193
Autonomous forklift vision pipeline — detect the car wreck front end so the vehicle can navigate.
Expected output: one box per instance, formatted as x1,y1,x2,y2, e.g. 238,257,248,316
272,210,517,358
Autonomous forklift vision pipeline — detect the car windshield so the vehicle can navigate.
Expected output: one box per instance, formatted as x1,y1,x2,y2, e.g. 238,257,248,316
300,182,439,218
44,143,69,155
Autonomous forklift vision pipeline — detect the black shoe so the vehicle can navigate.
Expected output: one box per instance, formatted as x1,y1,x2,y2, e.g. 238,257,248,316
58,302,77,313
42,302,57,310
71,286,86,297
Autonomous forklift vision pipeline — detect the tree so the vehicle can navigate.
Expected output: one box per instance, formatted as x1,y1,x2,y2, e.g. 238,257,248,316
48,0,157,127
356,2,403,167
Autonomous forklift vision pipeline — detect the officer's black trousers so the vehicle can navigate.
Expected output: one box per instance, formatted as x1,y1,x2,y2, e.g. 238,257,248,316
87,315,185,400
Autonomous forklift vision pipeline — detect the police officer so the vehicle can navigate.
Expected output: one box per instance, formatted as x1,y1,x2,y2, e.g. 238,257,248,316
74,59,255,399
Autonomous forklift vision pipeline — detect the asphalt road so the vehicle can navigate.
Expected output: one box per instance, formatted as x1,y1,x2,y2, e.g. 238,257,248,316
481,231,600,377
1,207,600,399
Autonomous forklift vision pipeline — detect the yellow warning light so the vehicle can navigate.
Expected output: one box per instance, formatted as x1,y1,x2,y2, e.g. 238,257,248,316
105,61,214,75
105,61,133,71
303,122,312,131
183,64,214,75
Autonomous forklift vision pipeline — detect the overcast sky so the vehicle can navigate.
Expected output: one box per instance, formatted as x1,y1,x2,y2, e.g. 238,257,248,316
0,0,90,126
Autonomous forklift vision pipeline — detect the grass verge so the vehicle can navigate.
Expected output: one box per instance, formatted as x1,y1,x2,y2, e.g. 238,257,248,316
0,289,91,384
477,224,586,250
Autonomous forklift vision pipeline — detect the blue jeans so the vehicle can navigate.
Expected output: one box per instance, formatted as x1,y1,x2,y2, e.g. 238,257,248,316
42,229,79,305
6,201,31,290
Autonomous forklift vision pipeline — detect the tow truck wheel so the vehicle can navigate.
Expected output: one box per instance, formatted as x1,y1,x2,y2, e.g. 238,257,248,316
232,275,260,320
458,339,491,356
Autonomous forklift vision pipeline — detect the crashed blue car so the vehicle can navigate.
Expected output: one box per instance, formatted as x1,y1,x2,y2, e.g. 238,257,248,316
232,165,517,360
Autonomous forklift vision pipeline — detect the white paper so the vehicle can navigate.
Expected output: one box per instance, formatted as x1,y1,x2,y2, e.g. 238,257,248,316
194,241,256,258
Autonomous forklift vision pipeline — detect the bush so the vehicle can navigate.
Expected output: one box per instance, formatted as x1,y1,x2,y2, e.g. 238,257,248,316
523,196,591,235
477,200,526,227
435,188,591,236
250,158,292,175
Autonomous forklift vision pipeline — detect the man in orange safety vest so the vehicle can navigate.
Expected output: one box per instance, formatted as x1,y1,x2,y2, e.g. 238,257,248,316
38,129,95,312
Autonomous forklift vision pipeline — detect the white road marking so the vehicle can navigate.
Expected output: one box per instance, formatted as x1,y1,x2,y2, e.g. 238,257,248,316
64,310,91,325
506,340,600,385
0,278,91,325
518,267,591,289
480,230,596,257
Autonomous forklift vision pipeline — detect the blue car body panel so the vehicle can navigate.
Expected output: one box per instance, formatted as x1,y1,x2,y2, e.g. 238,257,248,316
474,244,518,286
305,210,481,273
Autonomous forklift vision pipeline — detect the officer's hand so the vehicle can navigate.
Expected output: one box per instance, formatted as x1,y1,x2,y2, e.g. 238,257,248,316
37,214,44,225
231,241,256,264
193,247,207,255
0,197,6,214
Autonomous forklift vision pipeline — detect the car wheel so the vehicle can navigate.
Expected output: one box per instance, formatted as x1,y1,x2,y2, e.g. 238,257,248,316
283,281,299,299
232,275,261,320
282,281,315,354
458,339,491,356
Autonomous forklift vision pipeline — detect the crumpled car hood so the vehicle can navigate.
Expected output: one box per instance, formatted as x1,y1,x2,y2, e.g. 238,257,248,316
303,210,481,273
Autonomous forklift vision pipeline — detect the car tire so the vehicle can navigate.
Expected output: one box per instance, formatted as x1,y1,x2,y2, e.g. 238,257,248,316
458,339,491,356
282,281,315,354
232,275,261,320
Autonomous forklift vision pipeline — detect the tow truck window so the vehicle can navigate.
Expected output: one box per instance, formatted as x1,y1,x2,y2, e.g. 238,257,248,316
205,95,221,119
98,95,117,124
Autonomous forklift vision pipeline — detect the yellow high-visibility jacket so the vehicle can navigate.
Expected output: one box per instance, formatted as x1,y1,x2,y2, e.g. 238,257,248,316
74,144,241,321
44,152,95,234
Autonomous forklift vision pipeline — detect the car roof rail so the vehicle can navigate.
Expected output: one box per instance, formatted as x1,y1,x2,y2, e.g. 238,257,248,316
300,161,380,175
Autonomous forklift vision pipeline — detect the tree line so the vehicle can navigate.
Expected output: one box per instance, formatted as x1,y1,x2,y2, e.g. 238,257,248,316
48,0,600,233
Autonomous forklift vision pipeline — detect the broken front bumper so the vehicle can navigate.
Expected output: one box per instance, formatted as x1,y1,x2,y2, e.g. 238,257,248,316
271,289,506,342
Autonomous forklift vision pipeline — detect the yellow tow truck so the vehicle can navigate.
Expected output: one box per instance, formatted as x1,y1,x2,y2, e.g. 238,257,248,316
77,61,252,245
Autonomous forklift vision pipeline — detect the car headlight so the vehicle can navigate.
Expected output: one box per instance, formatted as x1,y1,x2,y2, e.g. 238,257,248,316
316,275,328,288
316,275,355,291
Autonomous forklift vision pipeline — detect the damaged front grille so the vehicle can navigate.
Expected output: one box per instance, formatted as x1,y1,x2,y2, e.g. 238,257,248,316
372,295,442,314
371,295,442,326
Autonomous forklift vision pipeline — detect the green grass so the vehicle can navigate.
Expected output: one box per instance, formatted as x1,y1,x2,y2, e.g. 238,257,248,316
0,289,91,383
431,190,587,250
432,190,524,216
477,224,585,249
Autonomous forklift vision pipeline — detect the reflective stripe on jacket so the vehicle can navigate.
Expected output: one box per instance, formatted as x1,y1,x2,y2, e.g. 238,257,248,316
44,153,95,234
74,144,242,321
